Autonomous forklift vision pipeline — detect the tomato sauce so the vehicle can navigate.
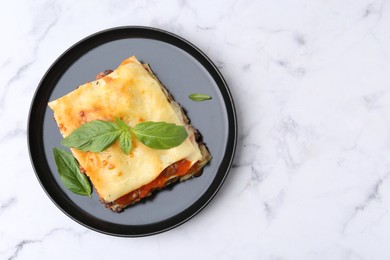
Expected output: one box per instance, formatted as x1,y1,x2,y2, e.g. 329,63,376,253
114,160,191,206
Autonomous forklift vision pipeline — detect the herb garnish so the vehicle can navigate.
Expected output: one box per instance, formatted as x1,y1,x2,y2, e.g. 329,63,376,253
189,93,212,102
53,147,92,196
54,119,188,196
132,121,188,149
61,118,188,152
61,120,121,153
116,117,132,154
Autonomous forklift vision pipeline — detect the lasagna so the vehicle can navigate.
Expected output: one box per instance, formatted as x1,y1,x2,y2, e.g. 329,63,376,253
48,56,211,212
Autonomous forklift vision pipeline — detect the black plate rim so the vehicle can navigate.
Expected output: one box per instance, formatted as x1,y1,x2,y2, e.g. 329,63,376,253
28,26,237,237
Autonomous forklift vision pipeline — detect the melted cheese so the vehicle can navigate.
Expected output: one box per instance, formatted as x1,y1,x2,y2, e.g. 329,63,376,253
48,56,202,202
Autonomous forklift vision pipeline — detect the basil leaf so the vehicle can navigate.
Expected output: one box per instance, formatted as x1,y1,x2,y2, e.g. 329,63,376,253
61,120,121,152
131,122,188,149
115,118,132,154
115,117,129,131
119,131,132,154
189,93,212,102
53,147,92,196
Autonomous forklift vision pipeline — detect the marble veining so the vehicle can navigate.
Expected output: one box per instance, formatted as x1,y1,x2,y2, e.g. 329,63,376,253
0,197,17,215
342,173,390,232
0,128,26,144
1,0,390,259
0,14,58,112
2,227,90,260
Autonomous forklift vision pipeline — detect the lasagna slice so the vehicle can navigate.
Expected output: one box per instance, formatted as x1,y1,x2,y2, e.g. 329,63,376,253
48,56,211,212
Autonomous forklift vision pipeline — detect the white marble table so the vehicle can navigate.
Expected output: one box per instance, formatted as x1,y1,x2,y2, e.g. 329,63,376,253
2,0,390,259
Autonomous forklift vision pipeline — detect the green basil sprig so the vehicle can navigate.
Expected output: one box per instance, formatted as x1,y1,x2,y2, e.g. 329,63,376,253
61,118,188,153
188,93,212,102
53,147,92,196
54,119,188,196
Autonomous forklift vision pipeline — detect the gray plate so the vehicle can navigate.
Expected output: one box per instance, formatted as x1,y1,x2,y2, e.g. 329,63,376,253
28,26,237,237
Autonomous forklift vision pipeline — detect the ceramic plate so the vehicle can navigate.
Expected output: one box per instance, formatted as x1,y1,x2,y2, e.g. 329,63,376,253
28,26,236,237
